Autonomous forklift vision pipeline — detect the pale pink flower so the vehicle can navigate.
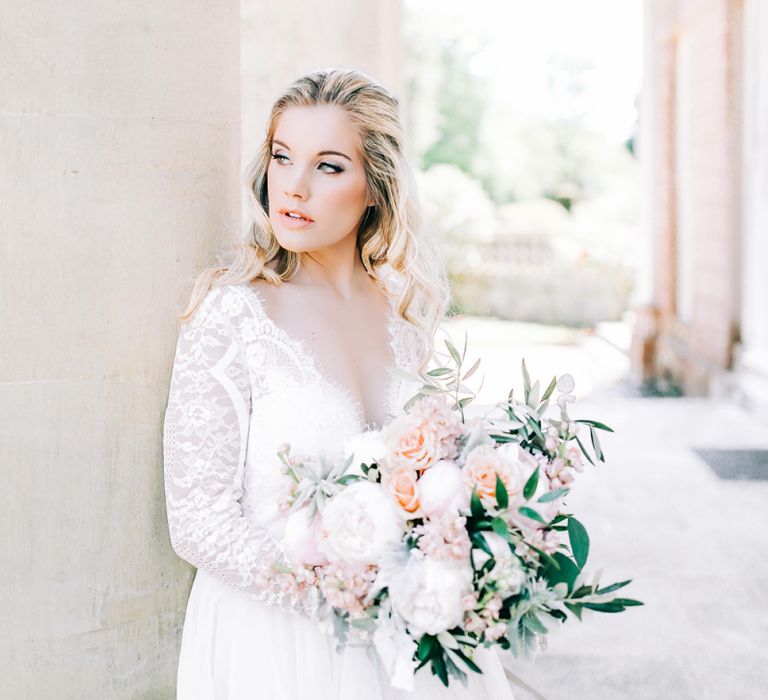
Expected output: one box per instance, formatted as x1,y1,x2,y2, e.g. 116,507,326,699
318,481,402,565
486,622,507,642
484,595,503,617
317,562,377,618
461,592,479,611
418,460,468,518
464,611,487,634
282,507,328,566
414,513,471,562
565,443,584,472
410,395,464,460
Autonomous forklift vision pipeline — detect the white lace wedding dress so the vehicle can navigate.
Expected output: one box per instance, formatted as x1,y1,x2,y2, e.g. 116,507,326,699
162,278,516,699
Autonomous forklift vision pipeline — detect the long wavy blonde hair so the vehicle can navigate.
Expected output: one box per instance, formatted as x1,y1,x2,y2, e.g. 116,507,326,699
180,67,449,372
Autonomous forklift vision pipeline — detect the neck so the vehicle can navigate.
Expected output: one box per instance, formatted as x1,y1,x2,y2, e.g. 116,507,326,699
295,233,370,300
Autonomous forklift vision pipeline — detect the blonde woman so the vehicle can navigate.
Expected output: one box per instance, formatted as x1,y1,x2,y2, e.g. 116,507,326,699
162,68,515,699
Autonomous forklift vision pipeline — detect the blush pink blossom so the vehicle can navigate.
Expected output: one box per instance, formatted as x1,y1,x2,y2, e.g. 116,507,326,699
414,513,471,562
409,395,465,460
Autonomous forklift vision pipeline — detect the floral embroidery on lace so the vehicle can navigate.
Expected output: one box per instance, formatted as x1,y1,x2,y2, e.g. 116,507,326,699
162,276,428,615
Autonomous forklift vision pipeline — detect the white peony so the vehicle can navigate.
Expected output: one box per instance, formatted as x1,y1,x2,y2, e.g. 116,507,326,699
343,430,386,476
418,459,468,518
318,481,402,565
282,507,327,567
388,549,473,635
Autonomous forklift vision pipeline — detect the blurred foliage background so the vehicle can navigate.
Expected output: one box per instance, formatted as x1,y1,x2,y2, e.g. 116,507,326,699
402,0,642,327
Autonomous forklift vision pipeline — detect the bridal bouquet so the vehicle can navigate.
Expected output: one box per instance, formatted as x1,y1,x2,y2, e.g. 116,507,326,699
274,338,642,690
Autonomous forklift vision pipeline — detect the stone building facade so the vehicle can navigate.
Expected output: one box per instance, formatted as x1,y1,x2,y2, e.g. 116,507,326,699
631,0,768,420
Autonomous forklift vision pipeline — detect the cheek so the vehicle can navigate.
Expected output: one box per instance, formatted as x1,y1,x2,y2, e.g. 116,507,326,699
319,177,368,217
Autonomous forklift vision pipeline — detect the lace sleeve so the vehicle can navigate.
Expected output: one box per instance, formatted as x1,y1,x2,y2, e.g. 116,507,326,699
162,285,314,617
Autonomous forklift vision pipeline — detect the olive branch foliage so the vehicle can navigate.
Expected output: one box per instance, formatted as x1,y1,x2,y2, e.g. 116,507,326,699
388,334,642,687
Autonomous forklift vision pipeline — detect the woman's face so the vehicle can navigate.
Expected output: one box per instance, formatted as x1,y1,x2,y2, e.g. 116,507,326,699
267,104,372,254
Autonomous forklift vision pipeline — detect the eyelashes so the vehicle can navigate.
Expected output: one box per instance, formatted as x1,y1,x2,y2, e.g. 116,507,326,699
270,152,343,174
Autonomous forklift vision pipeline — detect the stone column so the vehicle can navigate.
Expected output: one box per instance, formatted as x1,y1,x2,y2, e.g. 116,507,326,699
0,2,240,696
736,0,768,420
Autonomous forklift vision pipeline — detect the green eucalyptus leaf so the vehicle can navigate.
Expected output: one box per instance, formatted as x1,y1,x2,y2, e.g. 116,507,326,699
427,367,454,377
563,602,583,620
420,384,443,395
454,648,482,673
589,426,605,462
525,416,545,441
537,487,569,503
541,375,558,402
528,380,541,408
522,359,532,401
431,648,449,686
518,505,547,525
495,474,509,509
609,597,644,607
445,339,461,367
522,615,548,635
471,532,492,556
418,634,436,661
523,466,540,500
596,579,632,595
568,516,590,569
470,486,485,518
575,419,615,433
575,435,596,466
491,516,509,537
462,357,482,381
403,394,423,412
336,474,363,485
582,602,625,613
541,551,579,589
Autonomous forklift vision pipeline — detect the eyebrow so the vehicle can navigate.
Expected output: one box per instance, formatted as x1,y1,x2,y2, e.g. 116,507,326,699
271,139,352,162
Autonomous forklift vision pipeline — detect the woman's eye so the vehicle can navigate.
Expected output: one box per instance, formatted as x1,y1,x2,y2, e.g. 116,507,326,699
270,153,341,174
319,162,343,174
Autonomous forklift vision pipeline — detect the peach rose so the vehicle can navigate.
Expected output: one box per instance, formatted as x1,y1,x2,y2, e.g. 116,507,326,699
462,444,522,502
387,464,421,515
384,414,440,472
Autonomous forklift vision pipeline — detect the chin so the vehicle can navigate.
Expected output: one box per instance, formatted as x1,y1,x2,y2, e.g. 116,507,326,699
273,232,315,254
273,225,347,255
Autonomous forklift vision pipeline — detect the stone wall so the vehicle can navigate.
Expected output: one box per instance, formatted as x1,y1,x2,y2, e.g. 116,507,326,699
0,1,401,696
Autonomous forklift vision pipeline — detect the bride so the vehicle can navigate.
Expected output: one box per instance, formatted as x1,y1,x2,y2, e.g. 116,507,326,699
162,68,516,699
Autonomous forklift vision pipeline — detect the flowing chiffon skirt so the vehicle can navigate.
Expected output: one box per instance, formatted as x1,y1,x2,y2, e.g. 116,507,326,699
176,569,516,700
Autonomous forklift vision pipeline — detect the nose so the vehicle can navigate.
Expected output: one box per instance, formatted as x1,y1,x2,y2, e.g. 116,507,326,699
284,167,310,200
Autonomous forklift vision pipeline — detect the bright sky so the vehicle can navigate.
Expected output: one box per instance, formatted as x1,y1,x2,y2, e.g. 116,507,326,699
407,0,644,143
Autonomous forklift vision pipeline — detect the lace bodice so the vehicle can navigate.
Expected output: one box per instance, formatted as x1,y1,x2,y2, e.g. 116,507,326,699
162,277,427,616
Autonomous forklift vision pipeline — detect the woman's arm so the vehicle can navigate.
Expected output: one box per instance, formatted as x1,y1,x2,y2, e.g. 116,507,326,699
162,285,314,616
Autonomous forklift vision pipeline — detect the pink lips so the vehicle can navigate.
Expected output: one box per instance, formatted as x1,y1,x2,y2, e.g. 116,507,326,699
277,208,315,229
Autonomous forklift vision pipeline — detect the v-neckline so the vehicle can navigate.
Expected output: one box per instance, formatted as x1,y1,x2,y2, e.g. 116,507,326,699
241,282,401,433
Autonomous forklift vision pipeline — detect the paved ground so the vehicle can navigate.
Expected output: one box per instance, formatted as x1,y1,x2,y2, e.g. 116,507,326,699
441,316,768,700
